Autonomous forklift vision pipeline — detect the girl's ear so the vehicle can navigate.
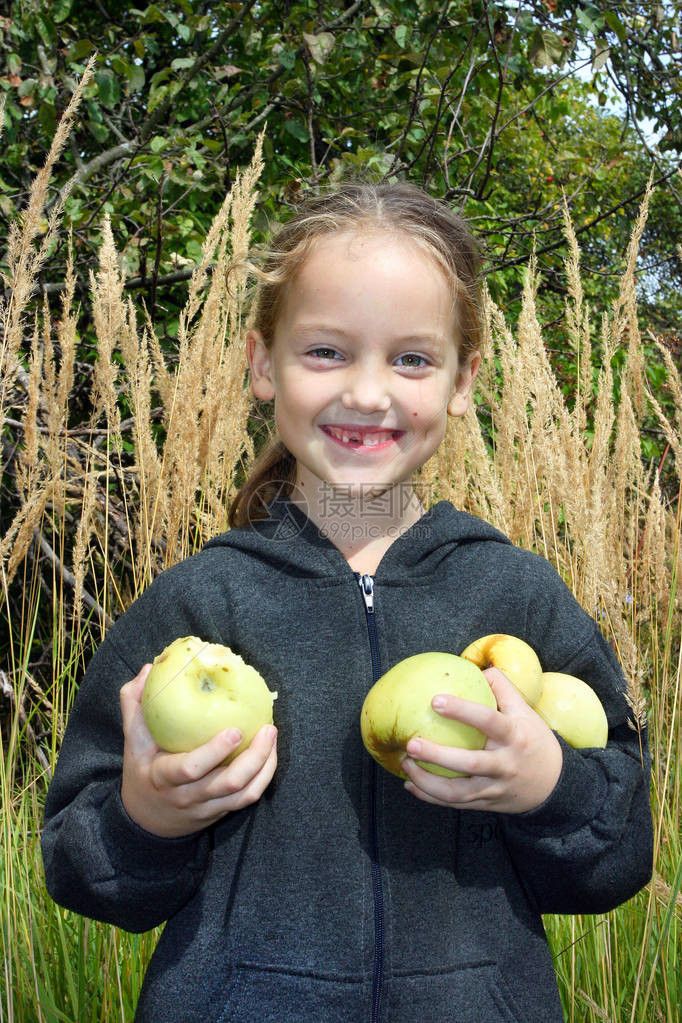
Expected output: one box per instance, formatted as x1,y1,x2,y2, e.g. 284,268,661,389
447,351,481,418
246,330,276,401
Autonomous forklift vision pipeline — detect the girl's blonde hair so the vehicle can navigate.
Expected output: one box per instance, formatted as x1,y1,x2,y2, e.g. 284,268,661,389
228,181,483,529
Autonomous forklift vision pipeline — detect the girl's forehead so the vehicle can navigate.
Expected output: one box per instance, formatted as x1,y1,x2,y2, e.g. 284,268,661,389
291,227,455,302
272,226,459,346
303,226,435,265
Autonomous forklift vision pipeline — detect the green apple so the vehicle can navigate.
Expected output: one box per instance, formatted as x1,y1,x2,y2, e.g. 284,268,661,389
459,633,543,706
360,651,498,780
534,671,608,748
142,636,276,760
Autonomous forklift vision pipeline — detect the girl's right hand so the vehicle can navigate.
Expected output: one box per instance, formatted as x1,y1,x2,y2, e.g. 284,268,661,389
119,664,278,838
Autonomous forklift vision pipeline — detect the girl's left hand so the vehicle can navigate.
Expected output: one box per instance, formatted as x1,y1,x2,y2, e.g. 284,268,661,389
402,667,563,814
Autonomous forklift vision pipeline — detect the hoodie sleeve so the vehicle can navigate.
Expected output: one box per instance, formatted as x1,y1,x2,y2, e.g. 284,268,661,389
499,555,653,915
41,558,225,933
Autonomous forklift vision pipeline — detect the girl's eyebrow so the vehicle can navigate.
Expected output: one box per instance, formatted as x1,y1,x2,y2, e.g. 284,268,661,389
293,324,448,352
293,324,350,340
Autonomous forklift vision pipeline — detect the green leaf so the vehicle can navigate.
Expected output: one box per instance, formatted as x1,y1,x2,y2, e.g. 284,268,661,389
126,64,146,93
150,135,166,153
284,118,308,143
394,24,409,49
528,28,574,69
303,31,335,65
660,131,682,153
95,69,120,109
67,39,95,62
52,0,73,24
110,56,129,76
147,83,169,113
39,102,57,134
592,42,610,73
35,15,57,48
604,11,627,43
18,78,37,98
87,119,109,142
576,7,603,34
141,4,166,25
276,48,297,71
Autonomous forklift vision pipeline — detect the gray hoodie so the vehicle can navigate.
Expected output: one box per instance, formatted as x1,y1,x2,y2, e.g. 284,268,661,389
41,499,653,1023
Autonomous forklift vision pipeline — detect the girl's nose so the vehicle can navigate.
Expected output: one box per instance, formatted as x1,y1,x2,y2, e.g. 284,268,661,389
341,368,392,414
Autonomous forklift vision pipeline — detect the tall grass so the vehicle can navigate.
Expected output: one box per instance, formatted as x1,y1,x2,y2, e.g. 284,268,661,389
1,77,680,1022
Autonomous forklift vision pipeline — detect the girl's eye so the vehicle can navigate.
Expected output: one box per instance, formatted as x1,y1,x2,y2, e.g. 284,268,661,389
308,347,342,360
396,353,429,368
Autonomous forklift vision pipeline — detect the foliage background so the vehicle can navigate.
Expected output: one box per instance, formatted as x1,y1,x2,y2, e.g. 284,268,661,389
1,4,681,1021
2,1,680,485
2,1,681,312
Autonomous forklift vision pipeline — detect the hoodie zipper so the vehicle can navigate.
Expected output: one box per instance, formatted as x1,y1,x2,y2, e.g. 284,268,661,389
357,573,384,1023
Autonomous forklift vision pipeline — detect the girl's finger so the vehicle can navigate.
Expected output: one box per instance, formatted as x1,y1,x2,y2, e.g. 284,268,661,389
428,693,510,745
404,736,494,778
186,728,279,815
119,664,152,711
153,726,246,788
120,665,156,755
403,781,451,807
482,666,532,713
213,735,279,810
402,756,496,806
214,725,278,796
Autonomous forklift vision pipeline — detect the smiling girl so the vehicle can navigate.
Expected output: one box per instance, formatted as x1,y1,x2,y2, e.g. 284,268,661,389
42,182,652,1023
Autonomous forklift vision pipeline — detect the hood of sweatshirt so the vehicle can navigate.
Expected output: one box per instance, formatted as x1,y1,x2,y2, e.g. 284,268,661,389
202,496,512,581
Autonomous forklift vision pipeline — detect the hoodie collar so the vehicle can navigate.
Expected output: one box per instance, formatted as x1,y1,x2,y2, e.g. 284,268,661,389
203,496,510,581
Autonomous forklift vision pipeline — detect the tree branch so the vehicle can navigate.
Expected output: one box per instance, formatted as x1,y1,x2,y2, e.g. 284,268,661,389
491,166,681,273
50,141,136,213
35,529,114,630
0,669,52,779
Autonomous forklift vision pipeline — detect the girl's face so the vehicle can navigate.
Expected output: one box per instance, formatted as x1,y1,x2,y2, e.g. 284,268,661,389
247,229,479,502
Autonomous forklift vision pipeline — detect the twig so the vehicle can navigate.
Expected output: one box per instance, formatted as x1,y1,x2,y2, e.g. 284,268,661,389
492,167,681,273
47,141,135,216
32,266,196,298
0,669,52,779
150,171,166,322
34,529,113,630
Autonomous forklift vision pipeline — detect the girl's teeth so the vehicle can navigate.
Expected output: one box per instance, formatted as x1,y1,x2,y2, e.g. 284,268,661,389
326,426,395,445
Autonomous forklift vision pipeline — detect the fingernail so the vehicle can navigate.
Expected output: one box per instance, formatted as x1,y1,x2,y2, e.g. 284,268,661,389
265,725,277,743
432,695,447,709
225,728,242,744
406,738,422,755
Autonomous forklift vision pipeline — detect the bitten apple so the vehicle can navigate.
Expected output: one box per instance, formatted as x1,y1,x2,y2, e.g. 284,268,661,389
459,633,543,706
142,636,276,760
534,671,608,748
360,651,498,780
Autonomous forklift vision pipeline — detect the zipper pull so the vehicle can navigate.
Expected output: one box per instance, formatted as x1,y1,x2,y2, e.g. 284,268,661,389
358,573,375,613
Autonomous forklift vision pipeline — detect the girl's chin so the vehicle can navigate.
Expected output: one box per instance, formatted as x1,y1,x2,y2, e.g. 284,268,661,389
299,475,413,501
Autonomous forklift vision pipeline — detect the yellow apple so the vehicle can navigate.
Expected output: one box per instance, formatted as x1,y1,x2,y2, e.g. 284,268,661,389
360,651,498,780
459,633,543,706
142,636,276,760
534,671,608,748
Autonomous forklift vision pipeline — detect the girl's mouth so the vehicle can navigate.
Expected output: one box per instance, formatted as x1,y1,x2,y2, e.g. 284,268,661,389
320,425,404,451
